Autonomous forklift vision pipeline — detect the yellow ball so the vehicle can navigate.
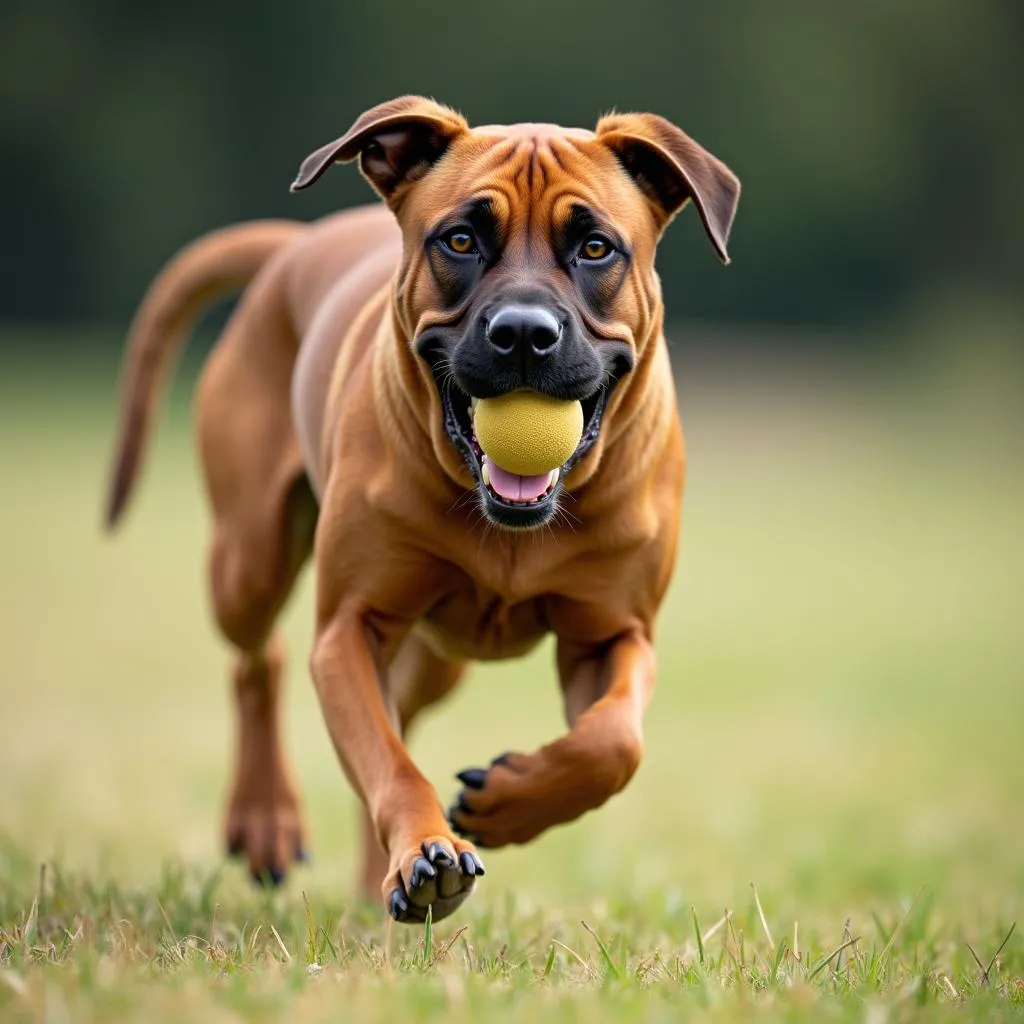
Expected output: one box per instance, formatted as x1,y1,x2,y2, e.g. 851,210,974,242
474,391,584,476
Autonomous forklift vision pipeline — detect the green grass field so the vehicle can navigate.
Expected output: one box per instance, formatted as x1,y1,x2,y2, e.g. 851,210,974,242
2,342,1022,1021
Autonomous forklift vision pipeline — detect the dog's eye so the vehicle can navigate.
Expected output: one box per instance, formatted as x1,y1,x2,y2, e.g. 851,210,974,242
443,230,477,255
579,235,612,261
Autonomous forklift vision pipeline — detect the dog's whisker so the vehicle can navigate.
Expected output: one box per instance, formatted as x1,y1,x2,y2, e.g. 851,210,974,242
447,487,481,517
561,506,582,529
551,505,578,535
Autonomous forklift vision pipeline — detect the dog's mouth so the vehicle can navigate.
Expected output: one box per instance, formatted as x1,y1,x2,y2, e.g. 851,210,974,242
441,386,609,529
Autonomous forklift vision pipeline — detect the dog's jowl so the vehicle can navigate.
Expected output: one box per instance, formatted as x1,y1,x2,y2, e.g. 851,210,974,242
106,96,739,923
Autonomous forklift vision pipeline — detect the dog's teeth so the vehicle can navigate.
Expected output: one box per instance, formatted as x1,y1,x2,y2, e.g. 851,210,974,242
481,461,491,488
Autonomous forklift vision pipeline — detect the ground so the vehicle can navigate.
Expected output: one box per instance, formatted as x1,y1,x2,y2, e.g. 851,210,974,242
1,339,1022,1022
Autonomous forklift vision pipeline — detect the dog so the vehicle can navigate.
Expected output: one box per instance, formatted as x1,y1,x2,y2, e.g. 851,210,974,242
106,96,739,923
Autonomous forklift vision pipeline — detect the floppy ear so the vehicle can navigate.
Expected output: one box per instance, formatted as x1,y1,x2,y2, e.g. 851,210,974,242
596,113,740,263
290,95,469,206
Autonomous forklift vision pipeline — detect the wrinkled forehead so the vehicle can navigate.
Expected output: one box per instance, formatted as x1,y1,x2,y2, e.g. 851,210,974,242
471,122,596,142
404,123,647,235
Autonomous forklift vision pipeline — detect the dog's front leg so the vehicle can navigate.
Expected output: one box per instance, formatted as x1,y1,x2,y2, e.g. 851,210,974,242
310,613,484,922
449,629,655,847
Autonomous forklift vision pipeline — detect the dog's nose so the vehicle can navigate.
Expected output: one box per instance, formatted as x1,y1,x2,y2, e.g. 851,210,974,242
486,305,562,365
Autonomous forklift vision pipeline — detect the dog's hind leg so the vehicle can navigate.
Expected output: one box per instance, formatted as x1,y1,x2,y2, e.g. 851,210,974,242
357,633,468,899
197,303,318,886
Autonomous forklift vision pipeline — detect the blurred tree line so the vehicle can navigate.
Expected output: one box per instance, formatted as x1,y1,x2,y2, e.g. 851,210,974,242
1,0,1021,344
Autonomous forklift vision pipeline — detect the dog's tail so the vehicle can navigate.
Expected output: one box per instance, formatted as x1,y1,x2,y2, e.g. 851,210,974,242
105,220,305,529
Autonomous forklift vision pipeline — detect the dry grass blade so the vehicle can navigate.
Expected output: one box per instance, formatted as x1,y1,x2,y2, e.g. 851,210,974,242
985,921,1017,977
269,923,292,963
969,921,1017,986
809,934,860,980
634,952,663,983
750,883,774,951
836,917,851,976
302,891,316,946
701,910,732,947
965,942,984,971
550,939,597,980
155,899,176,942
155,898,186,964
428,925,468,967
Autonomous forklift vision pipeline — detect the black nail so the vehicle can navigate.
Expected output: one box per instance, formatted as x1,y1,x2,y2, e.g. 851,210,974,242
447,797,474,830
456,768,487,790
427,842,454,867
294,846,310,864
491,751,513,767
410,857,436,888
472,852,486,875
227,839,244,859
458,851,479,877
388,889,408,920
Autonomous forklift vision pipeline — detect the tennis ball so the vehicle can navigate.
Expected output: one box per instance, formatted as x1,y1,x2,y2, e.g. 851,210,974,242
474,391,584,476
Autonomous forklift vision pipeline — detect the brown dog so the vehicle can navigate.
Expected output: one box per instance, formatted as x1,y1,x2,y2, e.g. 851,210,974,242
106,96,739,923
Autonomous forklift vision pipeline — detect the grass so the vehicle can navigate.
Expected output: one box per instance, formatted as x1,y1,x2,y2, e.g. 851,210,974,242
1,338,1023,1021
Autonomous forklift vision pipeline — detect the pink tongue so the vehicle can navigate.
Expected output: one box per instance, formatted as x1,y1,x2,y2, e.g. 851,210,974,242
484,457,551,502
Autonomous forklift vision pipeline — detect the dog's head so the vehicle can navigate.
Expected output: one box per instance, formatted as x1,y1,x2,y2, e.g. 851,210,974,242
293,96,739,529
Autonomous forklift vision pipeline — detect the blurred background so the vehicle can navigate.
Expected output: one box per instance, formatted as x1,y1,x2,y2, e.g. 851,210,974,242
1,0,1021,924
3,0,1023,334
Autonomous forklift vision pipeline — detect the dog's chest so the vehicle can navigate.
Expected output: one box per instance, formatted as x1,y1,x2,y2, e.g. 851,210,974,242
418,585,549,662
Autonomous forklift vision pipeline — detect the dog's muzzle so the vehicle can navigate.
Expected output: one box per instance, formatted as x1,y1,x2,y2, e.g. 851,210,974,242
418,325,633,530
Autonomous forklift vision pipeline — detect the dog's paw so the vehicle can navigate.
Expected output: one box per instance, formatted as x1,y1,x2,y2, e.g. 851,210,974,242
446,751,534,848
384,836,484,924
225,788,308,887
448,749,596,848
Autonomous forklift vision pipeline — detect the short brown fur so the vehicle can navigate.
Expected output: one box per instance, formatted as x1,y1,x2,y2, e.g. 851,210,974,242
107,97,739,922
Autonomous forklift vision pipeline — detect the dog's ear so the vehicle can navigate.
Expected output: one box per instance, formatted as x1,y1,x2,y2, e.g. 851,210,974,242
596,113,740,263
291,96,469,206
